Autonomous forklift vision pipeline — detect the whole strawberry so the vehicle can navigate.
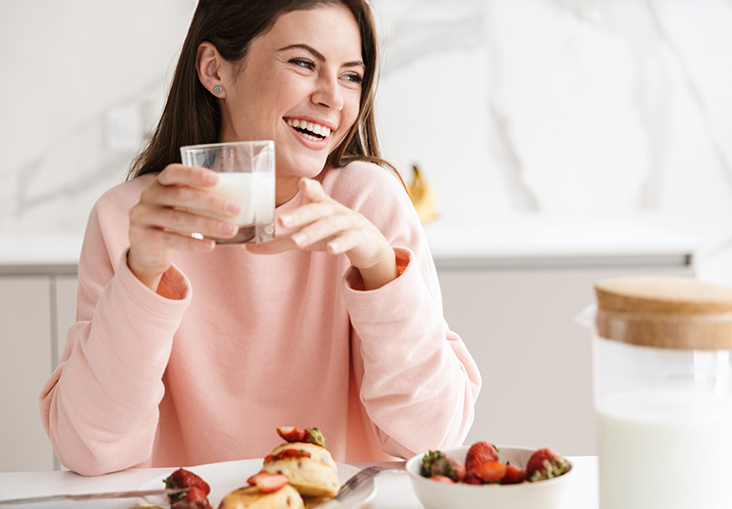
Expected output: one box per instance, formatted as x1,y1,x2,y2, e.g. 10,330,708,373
525,448,570,482
164,468,212,509
501,464,525,485
421,451,466,482
465,441,499,472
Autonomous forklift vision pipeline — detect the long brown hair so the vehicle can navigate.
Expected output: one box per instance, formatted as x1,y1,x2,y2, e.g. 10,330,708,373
127,0,395,180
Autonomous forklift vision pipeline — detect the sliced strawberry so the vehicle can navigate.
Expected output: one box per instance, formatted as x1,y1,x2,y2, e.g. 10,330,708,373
465,441,499,472
264,448,312,463
501,464,525,485
277,426,308,443
429,475,456,484
473,461,506,483
525,448,570,482
276,426,327,448
248,472,289,494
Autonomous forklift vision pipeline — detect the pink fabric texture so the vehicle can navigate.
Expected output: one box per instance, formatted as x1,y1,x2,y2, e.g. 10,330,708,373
39,161,481,476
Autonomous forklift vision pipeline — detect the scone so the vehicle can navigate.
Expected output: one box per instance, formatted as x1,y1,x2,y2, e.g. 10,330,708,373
260,442,339,498
217,484,304,509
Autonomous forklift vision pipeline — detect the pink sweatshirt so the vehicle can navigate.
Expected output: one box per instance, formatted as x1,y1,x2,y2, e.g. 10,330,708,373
39,161,481,476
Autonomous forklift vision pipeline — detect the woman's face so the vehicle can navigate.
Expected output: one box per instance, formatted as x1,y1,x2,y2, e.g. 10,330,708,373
217,4,364,203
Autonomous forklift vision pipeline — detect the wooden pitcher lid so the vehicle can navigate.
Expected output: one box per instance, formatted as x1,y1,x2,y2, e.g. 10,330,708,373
594,276,732,350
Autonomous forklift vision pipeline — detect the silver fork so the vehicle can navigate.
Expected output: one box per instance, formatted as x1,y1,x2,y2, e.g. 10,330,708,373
318,465,403,508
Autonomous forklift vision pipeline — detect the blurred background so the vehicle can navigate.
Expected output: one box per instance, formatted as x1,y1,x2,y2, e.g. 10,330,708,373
2,0,732,471
2,0,732,281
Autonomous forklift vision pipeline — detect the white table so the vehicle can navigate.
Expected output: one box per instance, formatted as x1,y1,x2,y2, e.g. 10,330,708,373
0,457,598,508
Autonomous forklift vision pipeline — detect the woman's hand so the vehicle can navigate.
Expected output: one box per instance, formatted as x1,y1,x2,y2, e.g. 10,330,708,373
127,164,241,292
246,178,398,290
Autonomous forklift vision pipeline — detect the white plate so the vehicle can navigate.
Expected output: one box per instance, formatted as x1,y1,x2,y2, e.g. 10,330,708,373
140,458,376,508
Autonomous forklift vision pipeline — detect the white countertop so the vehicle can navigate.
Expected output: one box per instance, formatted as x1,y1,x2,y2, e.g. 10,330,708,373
0,457,599,508
424,217,699,269
0,217,700,274
0,233,83,275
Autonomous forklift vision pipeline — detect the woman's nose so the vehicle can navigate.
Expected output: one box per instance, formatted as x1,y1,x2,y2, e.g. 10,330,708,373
312,72,344,111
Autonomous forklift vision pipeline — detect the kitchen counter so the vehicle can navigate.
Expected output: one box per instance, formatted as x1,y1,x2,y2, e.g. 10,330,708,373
0,233,83,276
0,217,699,273
423,217,698,269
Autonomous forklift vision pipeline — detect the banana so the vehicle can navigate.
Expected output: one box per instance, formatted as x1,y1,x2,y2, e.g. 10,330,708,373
408,164,439,224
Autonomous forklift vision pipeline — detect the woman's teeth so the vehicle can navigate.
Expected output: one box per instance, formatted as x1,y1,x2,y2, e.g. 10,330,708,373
287,119,332,141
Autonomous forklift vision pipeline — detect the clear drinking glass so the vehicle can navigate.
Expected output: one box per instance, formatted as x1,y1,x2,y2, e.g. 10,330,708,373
180,141,275,244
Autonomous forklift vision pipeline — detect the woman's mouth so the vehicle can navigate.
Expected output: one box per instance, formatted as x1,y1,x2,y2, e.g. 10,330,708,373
286,118,332,142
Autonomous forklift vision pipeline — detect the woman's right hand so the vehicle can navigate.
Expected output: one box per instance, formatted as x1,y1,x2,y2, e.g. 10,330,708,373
127,164,241,292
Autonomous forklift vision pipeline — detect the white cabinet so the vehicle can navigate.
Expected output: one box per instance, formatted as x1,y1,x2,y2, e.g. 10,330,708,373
438,264,694,456
0,274,79,473
426,218,699,456
0,232,80,473
0,277,54,472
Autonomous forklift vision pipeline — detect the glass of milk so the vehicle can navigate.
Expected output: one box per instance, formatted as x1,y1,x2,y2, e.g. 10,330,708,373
180,141,275,244
586,276,732,509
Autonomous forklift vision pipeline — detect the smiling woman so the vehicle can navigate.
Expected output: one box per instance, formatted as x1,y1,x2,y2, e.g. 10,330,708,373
38,0,481,477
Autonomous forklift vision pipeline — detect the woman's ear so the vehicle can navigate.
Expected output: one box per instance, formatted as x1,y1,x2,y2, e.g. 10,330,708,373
196,42,226,98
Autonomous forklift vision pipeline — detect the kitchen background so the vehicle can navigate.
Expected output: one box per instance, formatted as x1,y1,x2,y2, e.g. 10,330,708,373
2,0,731,284
1,0,731,471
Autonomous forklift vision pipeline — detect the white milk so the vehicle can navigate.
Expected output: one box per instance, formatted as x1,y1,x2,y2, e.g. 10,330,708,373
597,391,732,509
196,172,274,226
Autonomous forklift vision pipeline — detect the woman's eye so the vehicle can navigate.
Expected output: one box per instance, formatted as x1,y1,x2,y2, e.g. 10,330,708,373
343,73,363,84
290,58,315,70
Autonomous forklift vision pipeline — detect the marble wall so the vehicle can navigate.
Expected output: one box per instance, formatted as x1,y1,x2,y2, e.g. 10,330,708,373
2,0,732,283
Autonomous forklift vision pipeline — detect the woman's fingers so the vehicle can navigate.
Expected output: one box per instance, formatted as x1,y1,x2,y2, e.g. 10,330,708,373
143,178,241,221
244,235,296,255
130,224,216,252
300,177,327,205
127,164,245,290
289,212,356,249
156,163,218,187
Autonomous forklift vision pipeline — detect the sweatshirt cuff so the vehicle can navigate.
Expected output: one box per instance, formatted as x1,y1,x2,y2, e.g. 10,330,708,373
342,247,434,320
115,251,192,318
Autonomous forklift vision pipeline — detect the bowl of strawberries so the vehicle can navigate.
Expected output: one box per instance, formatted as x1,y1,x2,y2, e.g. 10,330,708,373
405,441,575,509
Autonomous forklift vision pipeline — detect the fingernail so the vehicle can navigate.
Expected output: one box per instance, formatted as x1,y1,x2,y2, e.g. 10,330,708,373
280,214,292,227
292,232,306,246
226,201,241,214
220,222,236,235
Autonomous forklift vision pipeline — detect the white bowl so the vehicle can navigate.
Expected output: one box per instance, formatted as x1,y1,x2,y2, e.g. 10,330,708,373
405,445,576,509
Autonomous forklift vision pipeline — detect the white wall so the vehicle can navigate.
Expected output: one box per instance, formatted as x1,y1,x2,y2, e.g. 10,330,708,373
2,0,731,286
372,0,732,285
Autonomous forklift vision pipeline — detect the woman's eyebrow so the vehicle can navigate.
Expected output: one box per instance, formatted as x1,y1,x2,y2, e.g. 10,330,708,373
278,43,365,69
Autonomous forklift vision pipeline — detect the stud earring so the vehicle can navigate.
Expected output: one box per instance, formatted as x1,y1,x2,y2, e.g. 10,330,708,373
213,85,223,95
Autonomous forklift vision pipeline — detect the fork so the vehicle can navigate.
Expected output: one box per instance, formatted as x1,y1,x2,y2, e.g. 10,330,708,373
318,465,403,508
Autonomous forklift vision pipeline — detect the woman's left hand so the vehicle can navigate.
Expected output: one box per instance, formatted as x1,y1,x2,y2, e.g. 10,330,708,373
245,178,398,290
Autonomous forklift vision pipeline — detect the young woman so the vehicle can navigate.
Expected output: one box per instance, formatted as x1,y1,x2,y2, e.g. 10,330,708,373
40,0,481,476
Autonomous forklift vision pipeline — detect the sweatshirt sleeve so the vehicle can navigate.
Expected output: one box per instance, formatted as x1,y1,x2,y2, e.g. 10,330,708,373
334,164,482,459
39,182,192,476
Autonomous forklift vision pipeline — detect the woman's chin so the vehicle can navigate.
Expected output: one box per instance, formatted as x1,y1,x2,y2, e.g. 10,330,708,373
278,158,330,180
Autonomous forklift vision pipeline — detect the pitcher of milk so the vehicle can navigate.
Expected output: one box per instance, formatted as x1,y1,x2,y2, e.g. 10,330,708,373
586,276,732,509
